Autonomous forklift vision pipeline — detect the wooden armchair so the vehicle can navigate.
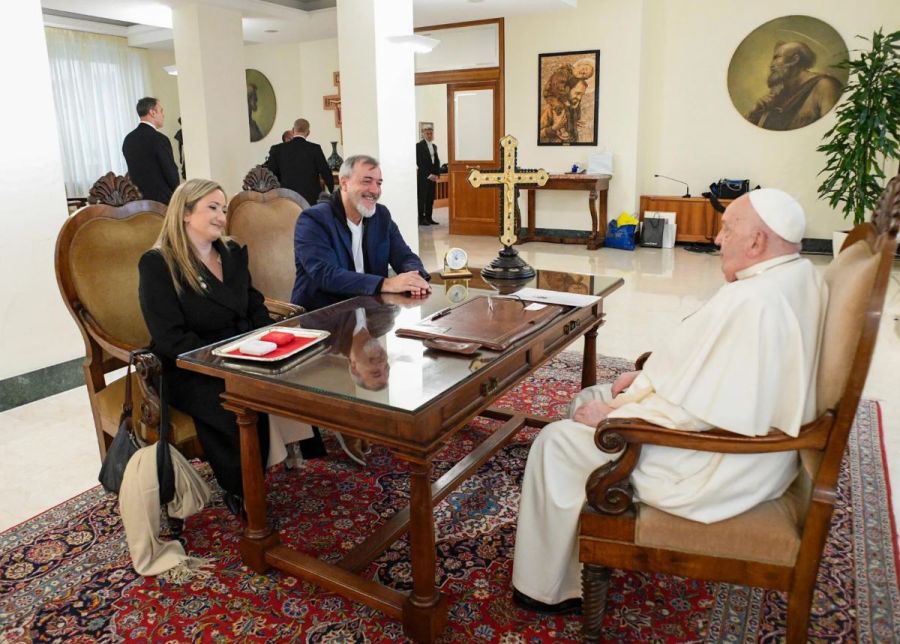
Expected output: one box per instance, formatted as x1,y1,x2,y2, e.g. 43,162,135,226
227,166,309,317
55,173,201,458
578,179,900,643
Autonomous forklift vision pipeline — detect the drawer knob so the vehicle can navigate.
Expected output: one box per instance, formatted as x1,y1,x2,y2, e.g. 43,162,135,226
480,376,500,396
563,320,579,335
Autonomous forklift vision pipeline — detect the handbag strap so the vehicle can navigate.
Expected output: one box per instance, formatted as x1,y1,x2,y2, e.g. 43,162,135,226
156,372,176,505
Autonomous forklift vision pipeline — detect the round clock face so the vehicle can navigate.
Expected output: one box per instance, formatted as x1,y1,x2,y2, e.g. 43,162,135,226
446,247,468,270
447,283,468,303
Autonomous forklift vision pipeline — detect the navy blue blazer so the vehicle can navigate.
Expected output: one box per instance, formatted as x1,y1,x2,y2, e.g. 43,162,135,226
291,191,430,310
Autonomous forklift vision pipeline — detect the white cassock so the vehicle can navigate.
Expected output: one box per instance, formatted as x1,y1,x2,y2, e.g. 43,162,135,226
512,254,827,605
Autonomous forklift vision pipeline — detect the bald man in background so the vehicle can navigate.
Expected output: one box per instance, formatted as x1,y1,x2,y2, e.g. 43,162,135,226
512,189,828,614
264,118,333,205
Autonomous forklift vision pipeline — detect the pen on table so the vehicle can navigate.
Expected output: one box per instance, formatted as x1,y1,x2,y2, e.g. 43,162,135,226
431,306,452,320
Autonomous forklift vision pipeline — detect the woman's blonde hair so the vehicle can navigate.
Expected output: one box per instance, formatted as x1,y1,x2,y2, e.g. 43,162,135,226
153,178,229,295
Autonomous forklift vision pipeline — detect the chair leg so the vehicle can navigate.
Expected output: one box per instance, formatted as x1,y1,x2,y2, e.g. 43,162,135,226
582,563,610,642
786,587,814,644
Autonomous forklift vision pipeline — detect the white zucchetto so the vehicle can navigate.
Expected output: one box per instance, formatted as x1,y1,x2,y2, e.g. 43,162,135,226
748,188,806,243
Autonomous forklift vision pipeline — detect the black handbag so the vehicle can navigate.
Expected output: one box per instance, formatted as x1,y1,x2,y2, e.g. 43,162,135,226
98,351,145,494
640,218,665,248
712,179,750,199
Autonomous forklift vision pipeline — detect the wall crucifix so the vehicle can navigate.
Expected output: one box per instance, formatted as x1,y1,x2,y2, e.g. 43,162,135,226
468,135,549,279
322,71,342,143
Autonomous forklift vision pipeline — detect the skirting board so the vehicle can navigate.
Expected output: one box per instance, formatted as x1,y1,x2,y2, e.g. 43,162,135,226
0,357,83,413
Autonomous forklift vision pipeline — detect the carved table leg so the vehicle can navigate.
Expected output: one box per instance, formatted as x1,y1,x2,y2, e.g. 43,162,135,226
234,406,279,572
586,188,600,250
582,563,611,642
582,321,601,389
402,460,448,642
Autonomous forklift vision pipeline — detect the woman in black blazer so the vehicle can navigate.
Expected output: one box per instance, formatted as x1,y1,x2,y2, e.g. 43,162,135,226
138,178,273,512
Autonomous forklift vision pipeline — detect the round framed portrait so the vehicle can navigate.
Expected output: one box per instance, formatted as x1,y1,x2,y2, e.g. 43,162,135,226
246,69,276,142
727,15,848,131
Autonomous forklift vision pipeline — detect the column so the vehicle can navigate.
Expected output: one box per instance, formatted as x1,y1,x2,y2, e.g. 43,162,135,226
172,3,248,196
337,0,419,252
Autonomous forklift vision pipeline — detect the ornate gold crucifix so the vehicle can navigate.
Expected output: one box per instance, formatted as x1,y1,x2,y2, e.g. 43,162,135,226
468,135,549,279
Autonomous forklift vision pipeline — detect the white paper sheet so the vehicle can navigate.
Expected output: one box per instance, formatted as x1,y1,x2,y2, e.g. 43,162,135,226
505,288,601,308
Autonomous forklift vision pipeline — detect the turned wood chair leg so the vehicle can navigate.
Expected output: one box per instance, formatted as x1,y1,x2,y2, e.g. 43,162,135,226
582,563,610,642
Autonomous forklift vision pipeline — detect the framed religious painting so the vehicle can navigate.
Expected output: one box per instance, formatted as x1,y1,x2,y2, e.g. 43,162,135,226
246,69,277,142
727,16,848,131
537,49,600,146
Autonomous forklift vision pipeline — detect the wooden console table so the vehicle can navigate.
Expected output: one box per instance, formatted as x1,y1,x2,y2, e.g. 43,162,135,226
519,174,611,250
178,274,622,642
639,195,732,243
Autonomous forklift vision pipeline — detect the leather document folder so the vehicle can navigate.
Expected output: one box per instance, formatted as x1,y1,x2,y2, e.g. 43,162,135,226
396,296,564,351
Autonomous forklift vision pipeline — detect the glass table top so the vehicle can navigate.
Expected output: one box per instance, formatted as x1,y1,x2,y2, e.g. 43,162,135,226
178,269,622,413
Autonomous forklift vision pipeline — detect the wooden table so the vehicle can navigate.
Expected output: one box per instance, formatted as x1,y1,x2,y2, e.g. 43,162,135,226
178,274,622,642
519,174,611,250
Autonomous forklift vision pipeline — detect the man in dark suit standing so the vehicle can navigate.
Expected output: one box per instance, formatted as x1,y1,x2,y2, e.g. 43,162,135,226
264,118,334,206
416,125,441,226
122,97,180,204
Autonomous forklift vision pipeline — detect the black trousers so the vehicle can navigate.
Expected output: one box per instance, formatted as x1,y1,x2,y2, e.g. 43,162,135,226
417,176,435,219
167,368,269,496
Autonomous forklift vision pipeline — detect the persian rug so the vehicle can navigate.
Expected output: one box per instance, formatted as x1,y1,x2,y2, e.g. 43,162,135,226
1,352,898,643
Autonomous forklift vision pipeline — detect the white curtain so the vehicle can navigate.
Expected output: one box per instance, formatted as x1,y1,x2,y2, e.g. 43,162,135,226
45,28,152,197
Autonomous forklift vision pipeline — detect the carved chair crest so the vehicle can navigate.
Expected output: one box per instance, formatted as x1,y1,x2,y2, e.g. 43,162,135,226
242,166,281,193
87,172,143,206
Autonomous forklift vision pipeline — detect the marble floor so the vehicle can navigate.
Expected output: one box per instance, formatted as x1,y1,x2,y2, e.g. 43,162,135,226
2,207,899,560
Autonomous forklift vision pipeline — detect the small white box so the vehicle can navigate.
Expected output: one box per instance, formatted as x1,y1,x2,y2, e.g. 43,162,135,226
588,152,613,175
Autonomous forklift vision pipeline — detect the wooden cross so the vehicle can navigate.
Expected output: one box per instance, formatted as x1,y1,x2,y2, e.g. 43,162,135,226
468,135,549,247
322,71,342,143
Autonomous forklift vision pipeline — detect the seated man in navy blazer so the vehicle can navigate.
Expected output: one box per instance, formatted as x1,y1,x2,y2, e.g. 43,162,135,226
291,154,431,312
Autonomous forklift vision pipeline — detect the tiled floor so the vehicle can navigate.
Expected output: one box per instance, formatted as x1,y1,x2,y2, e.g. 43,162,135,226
2,207,899,557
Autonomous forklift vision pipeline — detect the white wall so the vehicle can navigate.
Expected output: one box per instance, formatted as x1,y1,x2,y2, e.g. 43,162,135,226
505,0,645,231
298,39,343,159
0,0,82,379
415,83,447,144
637,0,900,238
145,49,181,165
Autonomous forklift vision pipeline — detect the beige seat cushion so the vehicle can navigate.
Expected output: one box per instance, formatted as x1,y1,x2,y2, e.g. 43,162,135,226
95,374,197,447
634,472,810,566
229,199,302,302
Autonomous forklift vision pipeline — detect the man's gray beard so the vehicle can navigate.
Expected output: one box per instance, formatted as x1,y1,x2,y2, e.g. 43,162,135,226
766,64,792,94
355,198,377,218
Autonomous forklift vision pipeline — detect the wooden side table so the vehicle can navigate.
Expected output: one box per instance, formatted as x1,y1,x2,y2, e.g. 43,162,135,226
519,174,611,250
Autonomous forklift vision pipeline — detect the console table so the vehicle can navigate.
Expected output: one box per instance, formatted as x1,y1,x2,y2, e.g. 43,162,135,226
519,174,611,250
639,195,732,243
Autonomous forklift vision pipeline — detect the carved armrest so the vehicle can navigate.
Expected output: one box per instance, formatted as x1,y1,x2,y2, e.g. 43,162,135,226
584,413,833,515
265,297,304,321
133,352,164,443
634,351,652,370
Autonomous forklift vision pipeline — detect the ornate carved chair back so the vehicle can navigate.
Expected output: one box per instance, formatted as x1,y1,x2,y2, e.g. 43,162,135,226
228,167,310,303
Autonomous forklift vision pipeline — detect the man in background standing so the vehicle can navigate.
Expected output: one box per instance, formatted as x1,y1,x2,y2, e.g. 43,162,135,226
122,97,180,204
264,118,333,206
416,125,441,226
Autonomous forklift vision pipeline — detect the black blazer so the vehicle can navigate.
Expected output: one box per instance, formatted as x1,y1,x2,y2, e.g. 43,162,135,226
264,137,334,206
416,140,441,179
138,239,272,368
122,122,180,204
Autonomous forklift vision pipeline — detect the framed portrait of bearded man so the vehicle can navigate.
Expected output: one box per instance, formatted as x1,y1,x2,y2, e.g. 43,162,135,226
728,15,848,132
537,50,600,145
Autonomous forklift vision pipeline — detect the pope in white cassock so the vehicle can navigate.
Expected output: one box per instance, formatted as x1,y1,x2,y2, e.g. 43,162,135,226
511,188,829,613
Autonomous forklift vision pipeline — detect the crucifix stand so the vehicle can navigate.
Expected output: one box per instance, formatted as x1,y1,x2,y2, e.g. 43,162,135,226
468,135,549,280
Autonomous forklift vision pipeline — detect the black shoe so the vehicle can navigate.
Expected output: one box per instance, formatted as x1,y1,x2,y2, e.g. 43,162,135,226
426,218,439,225
512,588,582,615
222,491,245,520
418,217,429,226
297,427,327,459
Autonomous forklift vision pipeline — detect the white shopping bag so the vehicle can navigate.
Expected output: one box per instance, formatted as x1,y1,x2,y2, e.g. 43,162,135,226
588,152,613,175
645,211,677,249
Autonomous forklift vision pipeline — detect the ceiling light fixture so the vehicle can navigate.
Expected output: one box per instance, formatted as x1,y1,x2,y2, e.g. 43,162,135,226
163,65,177,76
386,34,440,54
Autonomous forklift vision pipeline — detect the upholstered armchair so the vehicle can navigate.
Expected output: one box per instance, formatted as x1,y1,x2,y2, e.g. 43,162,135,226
227,166,309,316
578,177,900,643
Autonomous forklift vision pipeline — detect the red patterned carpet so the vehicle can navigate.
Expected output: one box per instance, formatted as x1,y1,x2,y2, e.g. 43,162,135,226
1,352,899,642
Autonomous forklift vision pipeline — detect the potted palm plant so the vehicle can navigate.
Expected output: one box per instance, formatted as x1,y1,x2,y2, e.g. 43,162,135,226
817,28,900,254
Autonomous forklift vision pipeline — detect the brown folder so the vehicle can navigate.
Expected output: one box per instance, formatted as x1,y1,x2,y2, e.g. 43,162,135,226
396,296,564,351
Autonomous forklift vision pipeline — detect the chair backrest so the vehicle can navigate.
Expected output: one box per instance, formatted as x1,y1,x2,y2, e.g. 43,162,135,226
801,176,899,488
226,187,309,303
56,176,165,360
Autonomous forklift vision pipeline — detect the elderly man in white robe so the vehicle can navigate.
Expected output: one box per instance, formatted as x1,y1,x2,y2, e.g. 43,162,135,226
511,188,828,614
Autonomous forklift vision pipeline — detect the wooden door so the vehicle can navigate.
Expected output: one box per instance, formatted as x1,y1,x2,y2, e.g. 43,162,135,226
447,81,502,236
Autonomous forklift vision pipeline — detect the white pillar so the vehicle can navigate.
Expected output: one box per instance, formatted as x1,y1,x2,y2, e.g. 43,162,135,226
0,0,81,379
337,0,418,252
172,3,248,197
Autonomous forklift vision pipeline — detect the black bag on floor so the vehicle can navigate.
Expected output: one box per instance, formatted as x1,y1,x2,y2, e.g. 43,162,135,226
98,351,145,494
712,178,750,199
640,218,665,248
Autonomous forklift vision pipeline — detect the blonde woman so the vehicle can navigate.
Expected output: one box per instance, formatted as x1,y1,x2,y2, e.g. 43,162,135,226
137,179,275,515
